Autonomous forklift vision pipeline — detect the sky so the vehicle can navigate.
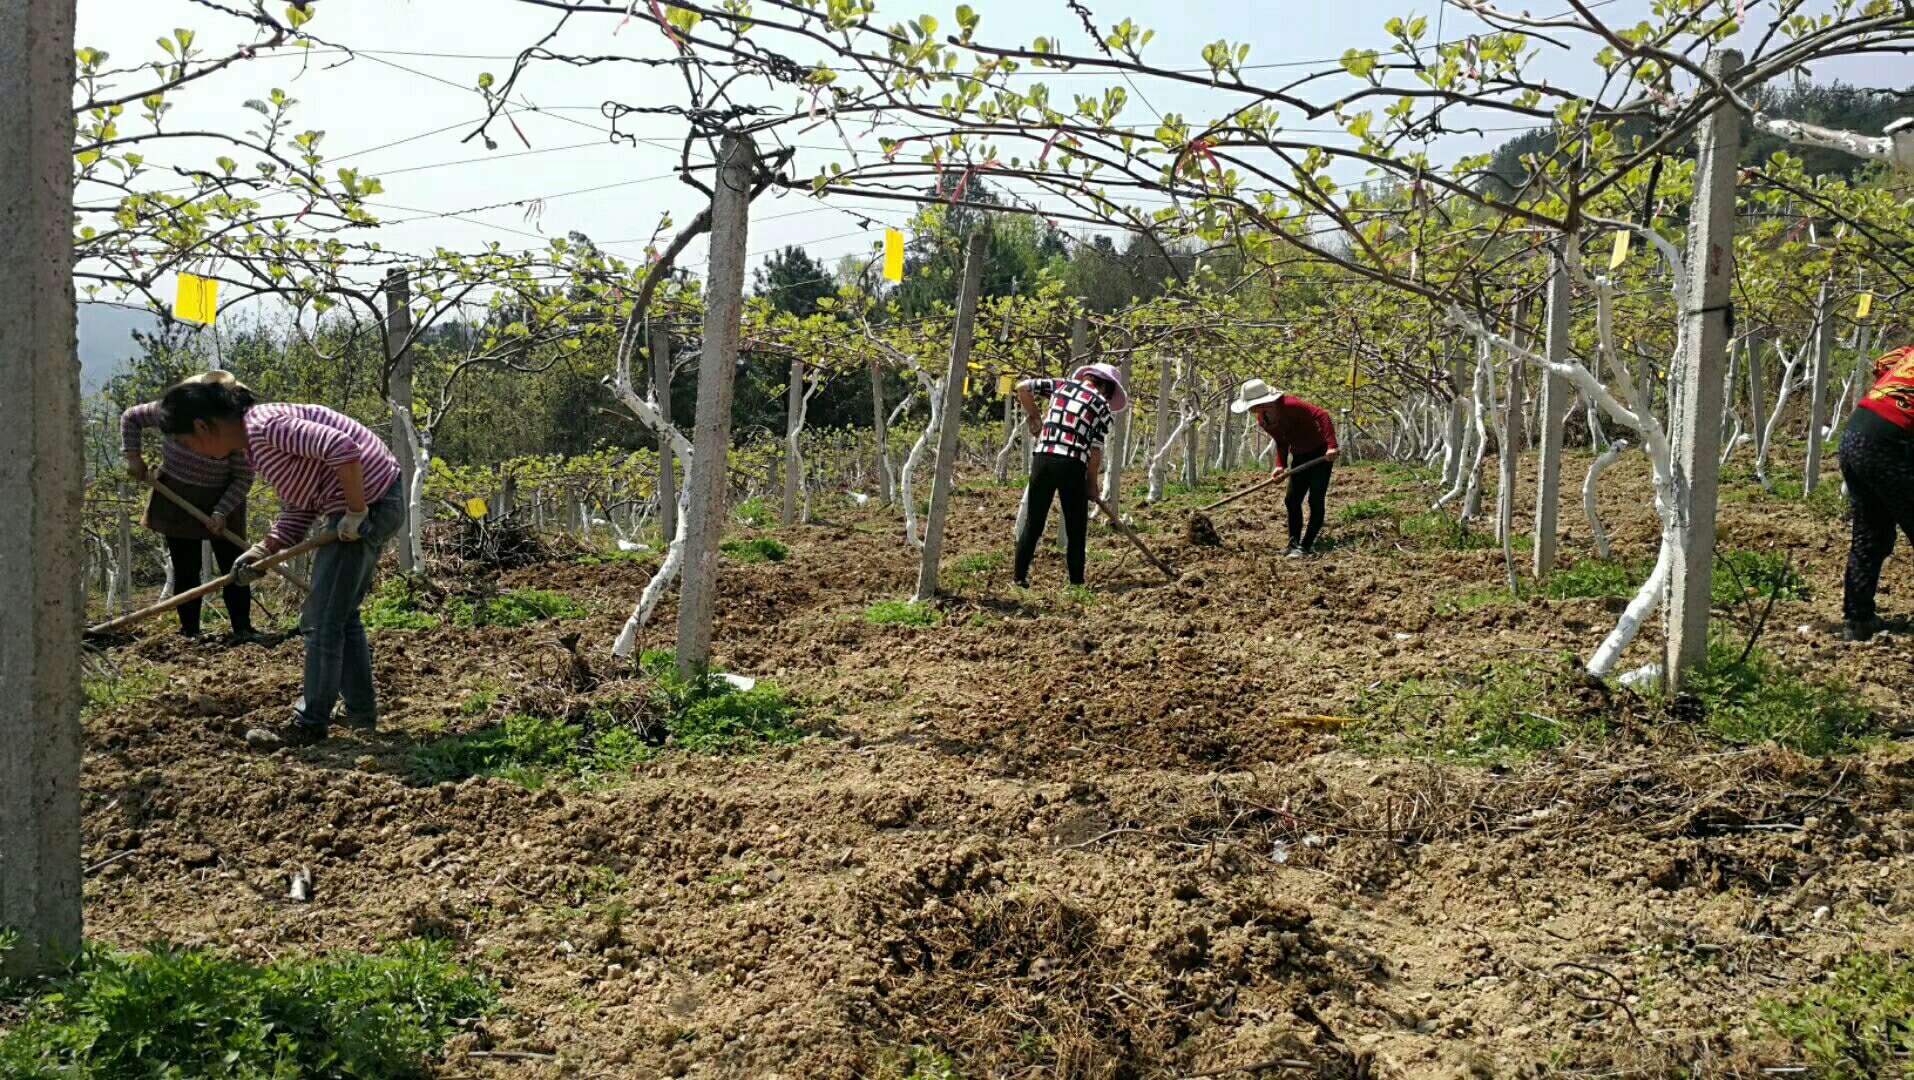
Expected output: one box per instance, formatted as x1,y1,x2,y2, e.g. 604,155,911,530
73,0,1909,347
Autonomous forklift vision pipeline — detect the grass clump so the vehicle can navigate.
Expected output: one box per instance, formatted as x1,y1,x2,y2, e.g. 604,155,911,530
449,589,588,629
720,537,790,564
410,711,582,788
1337,498,1401,524
1540,559,1642,601
865,600,942,627
733,498,774,528
1399,511,1500,551
363,579,441,631
1351,656,1607,761
638,649,805,753
457,682,502,717
1759,951,1914,1079
0,939,495,1080
572,547,653,567
886,1046,963,1080
82,661,165,716
1682,641,1869,755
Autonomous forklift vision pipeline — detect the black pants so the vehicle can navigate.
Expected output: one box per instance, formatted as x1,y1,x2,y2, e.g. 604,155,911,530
1839,410,1914,624
1016,453,1090,586
1285,449,1334,551
164,535,255,636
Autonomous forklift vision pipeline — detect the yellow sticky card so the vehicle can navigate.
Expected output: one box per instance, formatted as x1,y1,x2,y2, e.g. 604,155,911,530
174,273,219,325
1857,293,1874,319
464,497,489,519
1608,230,1631,270
883,229,904,283
998,374,1015,397
963,377,971,397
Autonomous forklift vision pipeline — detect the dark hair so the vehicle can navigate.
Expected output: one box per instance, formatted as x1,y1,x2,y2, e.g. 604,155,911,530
156,380,255,435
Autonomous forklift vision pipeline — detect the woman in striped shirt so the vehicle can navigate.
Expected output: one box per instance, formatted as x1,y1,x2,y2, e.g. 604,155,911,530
156,379,406,747
122,371,258,641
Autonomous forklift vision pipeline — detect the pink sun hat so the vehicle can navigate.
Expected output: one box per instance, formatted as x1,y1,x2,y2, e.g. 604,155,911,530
1071,363,1130,414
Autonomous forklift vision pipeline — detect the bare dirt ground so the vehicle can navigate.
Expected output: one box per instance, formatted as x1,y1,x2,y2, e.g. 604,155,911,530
74,449,1914,1078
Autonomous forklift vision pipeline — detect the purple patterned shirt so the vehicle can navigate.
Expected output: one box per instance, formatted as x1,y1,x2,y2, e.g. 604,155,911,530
121,401,253,518
245,404,401,550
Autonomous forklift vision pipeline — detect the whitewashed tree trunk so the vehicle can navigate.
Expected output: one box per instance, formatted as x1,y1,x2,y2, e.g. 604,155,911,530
869,357,895,504
1583,438,1630,559
1803,280,1835,496
1148,355,1174,502
1755,339,1803,490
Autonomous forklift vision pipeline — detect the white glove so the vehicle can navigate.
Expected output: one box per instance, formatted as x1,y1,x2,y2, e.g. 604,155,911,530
338,508,368,542
232,543,272,586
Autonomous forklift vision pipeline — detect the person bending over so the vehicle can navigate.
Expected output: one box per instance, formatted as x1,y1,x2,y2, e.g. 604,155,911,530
121,371,258,642
1231,378,1340,559
155,379,406,745
1012,363,1130,588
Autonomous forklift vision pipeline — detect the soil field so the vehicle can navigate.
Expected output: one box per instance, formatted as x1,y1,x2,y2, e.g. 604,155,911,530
68,449,1914,1078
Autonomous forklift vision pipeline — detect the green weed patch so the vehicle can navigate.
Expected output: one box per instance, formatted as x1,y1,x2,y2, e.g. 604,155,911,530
1681,642,1870,755
0,939,495,1079
720,537,790,564
448,589,589,629
82,661,165,716
1351,656,1606,761
1760,951,1914,1079
865,600,942,627
363,579,441,631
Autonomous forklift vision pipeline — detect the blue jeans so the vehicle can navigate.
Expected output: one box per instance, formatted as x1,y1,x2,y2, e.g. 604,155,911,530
295,484,406,729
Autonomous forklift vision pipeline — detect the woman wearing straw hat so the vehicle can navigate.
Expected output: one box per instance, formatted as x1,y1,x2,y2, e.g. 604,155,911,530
121,370,259,642
1230,379,1340,559
1012,363,1130,588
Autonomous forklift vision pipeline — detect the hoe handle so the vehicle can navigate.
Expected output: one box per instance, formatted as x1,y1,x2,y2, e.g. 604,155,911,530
86,532,338,638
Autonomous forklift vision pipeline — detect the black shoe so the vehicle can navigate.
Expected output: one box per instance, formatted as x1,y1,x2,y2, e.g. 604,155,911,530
336,709,378,730
225,629,265,646
1283,547,1305,560
1012,579,1031,589
1840,619,1881,642
281,721,329,746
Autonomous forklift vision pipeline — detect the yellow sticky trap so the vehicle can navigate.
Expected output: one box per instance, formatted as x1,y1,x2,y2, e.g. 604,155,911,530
175,273,219,325
1608,230,1630,270
1857,293,1874,319
998,374,1015,397
883,229,904,282
963,377,971,397
464,497,489,519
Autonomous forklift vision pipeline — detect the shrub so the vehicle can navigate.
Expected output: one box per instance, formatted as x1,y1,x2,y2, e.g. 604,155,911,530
1682,642,1870,755
720,537,790,564
448,589,588,629
1759,951,1914,1079
865,600,942,627
0,940,496,1079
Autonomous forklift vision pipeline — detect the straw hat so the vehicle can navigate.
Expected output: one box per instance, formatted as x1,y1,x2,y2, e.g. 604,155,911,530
1228,378,1284,414
1071,363,1131,413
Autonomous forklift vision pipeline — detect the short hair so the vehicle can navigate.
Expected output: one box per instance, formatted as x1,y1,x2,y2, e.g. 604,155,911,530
156,378,256,435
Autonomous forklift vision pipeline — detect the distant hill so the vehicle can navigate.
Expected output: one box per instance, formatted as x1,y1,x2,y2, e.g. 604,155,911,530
78,304,157,393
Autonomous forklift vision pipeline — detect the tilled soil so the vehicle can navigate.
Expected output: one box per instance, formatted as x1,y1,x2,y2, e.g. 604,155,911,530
73,451,1914,1078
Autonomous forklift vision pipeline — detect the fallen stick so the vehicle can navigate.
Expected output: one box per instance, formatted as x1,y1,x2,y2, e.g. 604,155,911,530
147,477,312,594
1093,496,1176,581
86,532,337,638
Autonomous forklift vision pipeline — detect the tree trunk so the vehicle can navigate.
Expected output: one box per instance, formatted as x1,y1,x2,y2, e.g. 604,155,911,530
652,325,678,540
915,233,987,603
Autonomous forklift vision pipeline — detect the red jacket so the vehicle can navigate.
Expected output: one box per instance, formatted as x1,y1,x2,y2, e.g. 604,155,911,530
1859,346,1914,434
1256,397,1338,468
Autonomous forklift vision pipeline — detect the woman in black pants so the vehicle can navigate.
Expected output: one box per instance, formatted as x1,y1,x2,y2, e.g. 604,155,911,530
1838,344,1914,641
122,371,259,641
1012,363,1130,588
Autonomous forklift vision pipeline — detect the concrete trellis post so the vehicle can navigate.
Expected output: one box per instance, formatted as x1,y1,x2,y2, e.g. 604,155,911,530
385,268,418,574
1532,252,1573,577
1,0,82,980
868,356,894,503
1665,49,1742,690
1103,348,1133,514
676,132,756,677
782,356,804,526
1803,280,1835,496
651,325,678,540
914,232,987,603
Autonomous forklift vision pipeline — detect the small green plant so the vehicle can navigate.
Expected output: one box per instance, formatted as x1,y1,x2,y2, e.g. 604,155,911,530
643,655,805,753
865,600,942,627
1399,511,1500,551
81,661,166,715
1759,951,1914,1079
1713,550,1810,606
1540,559,1643,601
720,537,790,564
457,682,502,717
0,939,496,1079
1437,586,1513,615
448,589,589,629
409,711,583,786
1681,642,1870,755
573,547,653,567
1060,584,1098,606
895,1045,964,1080
363,579,441,631
953,552,1005,575
733,498,774,527
1351,656,1605,761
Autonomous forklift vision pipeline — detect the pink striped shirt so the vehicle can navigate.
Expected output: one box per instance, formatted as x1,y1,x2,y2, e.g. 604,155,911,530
121,401,254,517
245,404,400,550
